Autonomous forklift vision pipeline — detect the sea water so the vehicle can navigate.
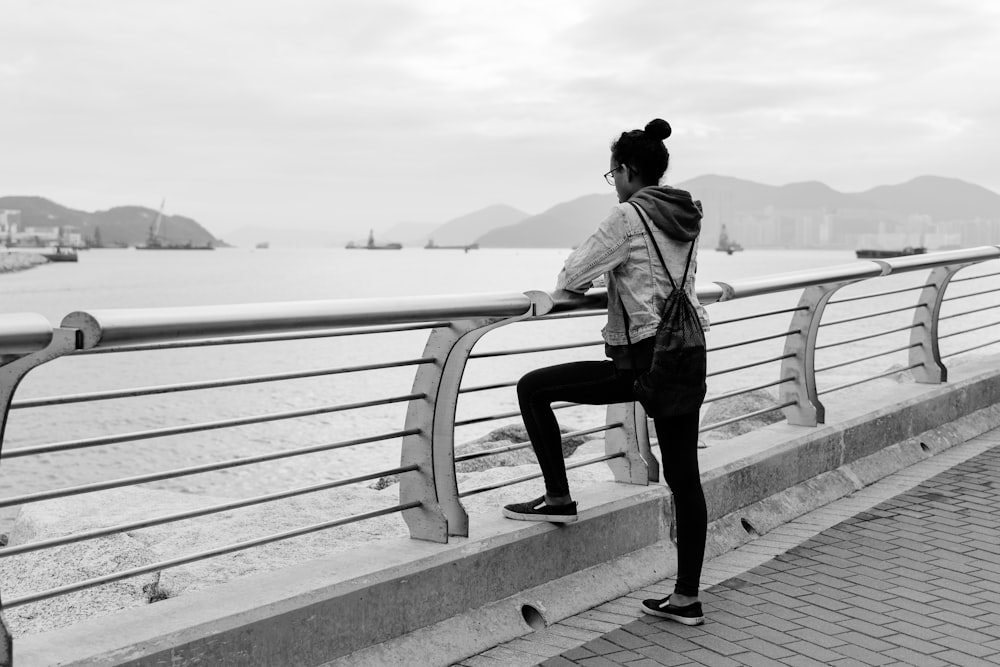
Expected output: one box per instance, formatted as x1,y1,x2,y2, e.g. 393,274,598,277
1,246,998,531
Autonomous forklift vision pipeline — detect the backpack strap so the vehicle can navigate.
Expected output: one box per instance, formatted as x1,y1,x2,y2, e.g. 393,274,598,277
626,201,696,290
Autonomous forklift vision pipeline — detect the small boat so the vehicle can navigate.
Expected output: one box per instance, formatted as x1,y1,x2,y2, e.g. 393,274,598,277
346,230,402,250
855,246,927,259
716,225,743,255
424,239,479,252
255,242,270,249
41,246,79,262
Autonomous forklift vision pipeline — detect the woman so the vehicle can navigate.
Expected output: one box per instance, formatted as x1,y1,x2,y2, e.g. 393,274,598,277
501,118,709,626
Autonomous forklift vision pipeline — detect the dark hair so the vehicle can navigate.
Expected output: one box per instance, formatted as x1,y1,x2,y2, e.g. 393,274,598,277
610,118,672,185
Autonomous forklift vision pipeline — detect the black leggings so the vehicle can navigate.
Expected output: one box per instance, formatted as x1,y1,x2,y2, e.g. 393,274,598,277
516,360,707,596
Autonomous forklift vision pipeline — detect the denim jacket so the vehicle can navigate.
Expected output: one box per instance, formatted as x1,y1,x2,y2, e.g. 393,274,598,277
555,187,710,347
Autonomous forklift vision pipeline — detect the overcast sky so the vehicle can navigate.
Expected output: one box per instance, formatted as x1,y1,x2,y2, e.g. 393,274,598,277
3,1,998,236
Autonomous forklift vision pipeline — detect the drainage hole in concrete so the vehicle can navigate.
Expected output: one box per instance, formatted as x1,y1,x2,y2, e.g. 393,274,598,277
920,441,931,453
741,518,760,538
521,604,546,630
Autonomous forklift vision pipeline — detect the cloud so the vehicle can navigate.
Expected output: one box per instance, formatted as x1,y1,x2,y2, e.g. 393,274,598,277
1,0,998,233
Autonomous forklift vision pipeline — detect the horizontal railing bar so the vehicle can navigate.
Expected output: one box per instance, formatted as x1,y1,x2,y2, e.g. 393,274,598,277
0,429,421,508
453,423,622,463
12,358,435,409
709,306,807,327
707,353,796,378
817,362,923,396
0,463,420,558
63,293,534,349
536,309,607,321
941,339,1000,359
815,343,921,373
709,329,799,353
950,269,1000,283
3,501,422,608
827,284,923,304
72,322,449,355
457,453,625,498
469,340,603,359
942,287,1000,302
703,377,794,405
938,318,1000,340
2,394,424,459
698,401,797,433
458,380,518,395
938,302,1000,321
454,402,575,428
820,303,919,328
815,323,922,350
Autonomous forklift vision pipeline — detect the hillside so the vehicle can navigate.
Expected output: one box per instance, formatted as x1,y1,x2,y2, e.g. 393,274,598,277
421,204,529,246
854,176,1000,222
476,175,1000,249
476,195,617,248
0,196,219,247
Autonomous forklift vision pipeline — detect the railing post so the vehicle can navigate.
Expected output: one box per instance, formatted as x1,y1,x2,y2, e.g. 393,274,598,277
778,282,855,426
908,264,975,383
604,401,657,484
0,327,80,662
401,293,547,541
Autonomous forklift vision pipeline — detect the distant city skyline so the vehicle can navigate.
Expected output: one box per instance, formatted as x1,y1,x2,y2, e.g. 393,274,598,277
2,1,998,237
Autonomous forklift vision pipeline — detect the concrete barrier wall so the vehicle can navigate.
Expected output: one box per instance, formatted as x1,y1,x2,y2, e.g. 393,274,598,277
15,361,1000,667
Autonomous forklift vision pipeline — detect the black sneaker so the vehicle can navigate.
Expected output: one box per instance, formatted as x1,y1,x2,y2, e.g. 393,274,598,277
640,597,704,625
502,496,578,524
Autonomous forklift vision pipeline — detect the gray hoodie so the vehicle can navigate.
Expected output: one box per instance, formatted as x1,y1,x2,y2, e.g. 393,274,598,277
556,185,709,347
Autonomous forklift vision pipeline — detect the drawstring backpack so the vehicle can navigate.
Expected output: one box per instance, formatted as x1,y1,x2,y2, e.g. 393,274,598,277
623,201,707,418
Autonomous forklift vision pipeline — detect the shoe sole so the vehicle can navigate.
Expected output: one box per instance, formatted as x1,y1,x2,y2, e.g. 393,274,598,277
640,603,704,625
502,508,578,523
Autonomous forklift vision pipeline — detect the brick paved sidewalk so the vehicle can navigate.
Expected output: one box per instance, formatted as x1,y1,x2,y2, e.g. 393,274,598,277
458,432,1000,667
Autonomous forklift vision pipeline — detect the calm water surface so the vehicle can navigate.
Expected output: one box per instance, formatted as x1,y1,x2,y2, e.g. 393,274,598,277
2,247,998,530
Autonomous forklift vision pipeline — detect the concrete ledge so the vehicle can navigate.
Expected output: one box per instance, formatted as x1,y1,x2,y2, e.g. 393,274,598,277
14,360,1000,666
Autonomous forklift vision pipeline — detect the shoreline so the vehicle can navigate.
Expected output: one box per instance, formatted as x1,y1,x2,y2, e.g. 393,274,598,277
0,250,49,273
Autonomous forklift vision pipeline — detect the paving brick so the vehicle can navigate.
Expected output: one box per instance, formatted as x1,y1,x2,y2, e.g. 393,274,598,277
621,659,664,667
580,638,620,656
729,652,778,667
504,639,563,658
602,628,651,651
634,643,691,666
828,642,895,666
539,657,578,667
881,647,951,667
603,649,646,663
778,654,830,667
931,651,1000,667
836,618,895,638
931,634,998,657
577,656,621,667
539,656,578,667
787,627,847,649
834,631,896,653
682,648,743,667
562,645,596,661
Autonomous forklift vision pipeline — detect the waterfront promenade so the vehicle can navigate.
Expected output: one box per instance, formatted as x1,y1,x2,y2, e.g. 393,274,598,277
457,427,1000,667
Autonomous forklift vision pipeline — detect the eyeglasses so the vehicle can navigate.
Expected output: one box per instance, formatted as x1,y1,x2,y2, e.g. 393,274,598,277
604,164,624,186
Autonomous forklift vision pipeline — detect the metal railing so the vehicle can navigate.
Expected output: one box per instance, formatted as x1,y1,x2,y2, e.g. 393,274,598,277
1,247,1000,627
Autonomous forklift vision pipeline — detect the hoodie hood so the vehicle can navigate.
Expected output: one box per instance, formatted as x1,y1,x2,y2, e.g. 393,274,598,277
629,185,702,242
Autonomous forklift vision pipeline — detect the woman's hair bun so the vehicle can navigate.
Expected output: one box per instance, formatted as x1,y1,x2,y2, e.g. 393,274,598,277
644,118,672,141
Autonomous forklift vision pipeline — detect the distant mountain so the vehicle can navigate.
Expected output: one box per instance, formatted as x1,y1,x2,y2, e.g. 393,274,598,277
853,176,1000,222
421,204,529,246
476,195,617,248
473,175,1000,249
0,196,219,247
